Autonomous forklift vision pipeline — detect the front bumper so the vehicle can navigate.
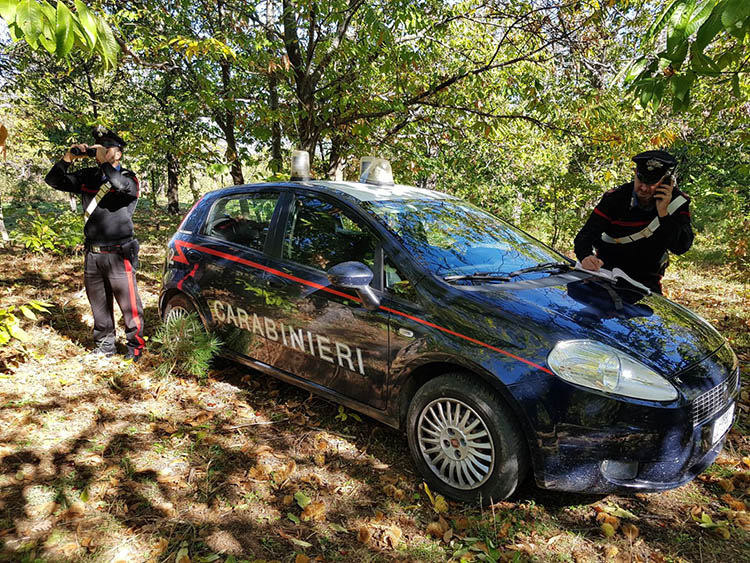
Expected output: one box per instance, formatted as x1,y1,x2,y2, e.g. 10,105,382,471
511,344,740,493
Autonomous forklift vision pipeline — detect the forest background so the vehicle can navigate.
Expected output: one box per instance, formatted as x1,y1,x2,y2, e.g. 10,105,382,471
0,1,749,562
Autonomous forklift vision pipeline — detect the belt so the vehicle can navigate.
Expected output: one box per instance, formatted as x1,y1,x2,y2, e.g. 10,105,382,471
87,244,122,253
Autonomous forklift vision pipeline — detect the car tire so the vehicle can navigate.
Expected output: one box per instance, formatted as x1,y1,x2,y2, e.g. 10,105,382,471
163,293,197,322
406,373,528,504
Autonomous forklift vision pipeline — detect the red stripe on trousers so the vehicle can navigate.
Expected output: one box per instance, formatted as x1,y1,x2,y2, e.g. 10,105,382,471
124,259,145,355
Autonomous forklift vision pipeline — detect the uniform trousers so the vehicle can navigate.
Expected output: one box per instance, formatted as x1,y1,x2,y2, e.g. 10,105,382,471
84,249,145,357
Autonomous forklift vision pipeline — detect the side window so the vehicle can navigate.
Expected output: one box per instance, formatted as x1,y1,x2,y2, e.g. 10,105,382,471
385,257,418,302
205,193,279,251
283,195,378,272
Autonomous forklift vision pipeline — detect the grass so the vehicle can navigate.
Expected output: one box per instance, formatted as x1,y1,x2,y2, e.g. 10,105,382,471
0,204,748,562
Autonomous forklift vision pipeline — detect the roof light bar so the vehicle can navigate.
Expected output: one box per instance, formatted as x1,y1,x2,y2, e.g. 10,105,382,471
290,150,311,181
359,156,394,186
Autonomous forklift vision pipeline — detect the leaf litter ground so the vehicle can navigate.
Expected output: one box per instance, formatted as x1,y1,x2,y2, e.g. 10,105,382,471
0,212,748,563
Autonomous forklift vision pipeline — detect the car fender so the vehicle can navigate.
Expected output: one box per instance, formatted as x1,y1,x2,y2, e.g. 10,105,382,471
391,348,544,466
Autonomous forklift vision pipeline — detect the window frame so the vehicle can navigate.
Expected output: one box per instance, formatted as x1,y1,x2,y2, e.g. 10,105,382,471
274,190,387,291
201,189,283,255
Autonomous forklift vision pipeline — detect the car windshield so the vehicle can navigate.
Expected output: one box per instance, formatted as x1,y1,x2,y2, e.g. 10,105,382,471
363,198,566,277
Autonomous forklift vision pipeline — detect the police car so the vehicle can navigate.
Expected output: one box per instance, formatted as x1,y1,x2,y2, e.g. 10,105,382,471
160,152,739,503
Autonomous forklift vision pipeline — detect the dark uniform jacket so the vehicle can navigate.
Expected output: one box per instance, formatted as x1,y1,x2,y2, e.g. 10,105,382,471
574,181,693,291
44,160,140,246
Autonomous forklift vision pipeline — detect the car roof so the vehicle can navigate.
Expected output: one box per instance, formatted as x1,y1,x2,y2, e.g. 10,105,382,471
307,180,455,203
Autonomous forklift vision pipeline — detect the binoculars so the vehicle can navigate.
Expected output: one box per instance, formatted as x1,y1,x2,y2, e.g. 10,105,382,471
71,146,97,157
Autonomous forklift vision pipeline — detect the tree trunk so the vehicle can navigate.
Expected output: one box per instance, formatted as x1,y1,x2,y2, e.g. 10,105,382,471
327,135,345,180
189,169,200,202
166,153,180,214
218,61,244,186
0,194,9,243
267,0,283,174
149,169,159,208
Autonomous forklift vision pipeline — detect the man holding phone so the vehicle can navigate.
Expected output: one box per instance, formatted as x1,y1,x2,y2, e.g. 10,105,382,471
574,150,693,293
44,126,145,363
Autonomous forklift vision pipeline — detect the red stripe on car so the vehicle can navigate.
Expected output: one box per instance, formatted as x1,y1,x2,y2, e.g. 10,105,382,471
172,240,553,375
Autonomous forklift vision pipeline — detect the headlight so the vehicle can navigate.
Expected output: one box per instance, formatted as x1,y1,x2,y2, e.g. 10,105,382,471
547,340,677,401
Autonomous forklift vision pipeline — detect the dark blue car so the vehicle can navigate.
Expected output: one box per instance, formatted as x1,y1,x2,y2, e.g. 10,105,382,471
160,158,739,504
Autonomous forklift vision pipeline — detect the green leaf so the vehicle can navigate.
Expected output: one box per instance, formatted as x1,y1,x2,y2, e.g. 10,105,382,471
95,16,119,68
294,491,311,509
694,4,725,52
80,487,89,502
721,0,750,30
19,306,36,320
329,523,348,533
731,74,740,98
287,536,313,548
646,0,684,40
8,323,29,342
0,0,17,22
690,44,721,74
74,0,97,48
287,512,300,524
56,0,74,57
15,0,43,48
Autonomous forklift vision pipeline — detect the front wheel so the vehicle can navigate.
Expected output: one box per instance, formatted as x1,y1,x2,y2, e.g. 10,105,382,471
406,373,528,504
163,293,196,322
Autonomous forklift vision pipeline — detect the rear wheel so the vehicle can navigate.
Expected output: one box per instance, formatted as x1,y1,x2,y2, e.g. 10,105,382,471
406,373,528,504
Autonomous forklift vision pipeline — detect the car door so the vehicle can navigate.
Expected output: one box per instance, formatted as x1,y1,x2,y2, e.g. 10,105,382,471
261,191,391,410
196,189,282,365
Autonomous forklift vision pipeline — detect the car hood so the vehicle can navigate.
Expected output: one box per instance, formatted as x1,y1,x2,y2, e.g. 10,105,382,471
465,273,725,377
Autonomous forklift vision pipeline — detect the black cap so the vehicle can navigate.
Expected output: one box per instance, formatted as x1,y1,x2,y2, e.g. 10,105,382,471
632,150,676,184
92,125,126,149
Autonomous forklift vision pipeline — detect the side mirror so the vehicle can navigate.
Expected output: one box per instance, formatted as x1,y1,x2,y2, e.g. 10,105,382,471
327,261,381,311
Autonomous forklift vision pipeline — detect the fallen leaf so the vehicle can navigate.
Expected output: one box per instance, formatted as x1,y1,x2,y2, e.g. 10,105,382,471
249,463,270,480
278,530,313,548
295,555,310,563
454,516,469,530
433,495,449,514
358,526,372,544
175,546,191,563
497,520,512,539
742,457,750,469
718,478,735,492
732,513,750,531
547,533,564,546
385,524,402,548
252,444,274,456
712,526,730,539
721,494,746,512
152,537,169,555
442,528,453,542
61,542,78,556
604,545,620,559
598,503,638,520
301,473,323,487
294,491,311,509
596,512,621,530
301,501,325,522
621,523,639,540
314,453,325,467
283,495,295,506
426,521,444,538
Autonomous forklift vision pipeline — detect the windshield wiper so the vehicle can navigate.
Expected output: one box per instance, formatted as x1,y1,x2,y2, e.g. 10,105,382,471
443,272,511,282
506,261,572,278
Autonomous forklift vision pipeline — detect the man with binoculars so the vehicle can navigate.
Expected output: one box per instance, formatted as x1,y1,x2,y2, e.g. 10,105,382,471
44,126,145,363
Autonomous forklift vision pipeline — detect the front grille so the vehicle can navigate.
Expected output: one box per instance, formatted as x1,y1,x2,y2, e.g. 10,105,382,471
692,368,740,428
